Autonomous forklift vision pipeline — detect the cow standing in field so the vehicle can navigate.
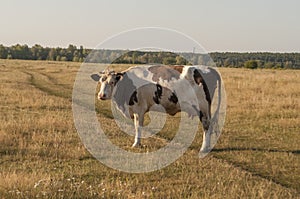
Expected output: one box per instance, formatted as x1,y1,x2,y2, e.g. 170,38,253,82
91,65,222,153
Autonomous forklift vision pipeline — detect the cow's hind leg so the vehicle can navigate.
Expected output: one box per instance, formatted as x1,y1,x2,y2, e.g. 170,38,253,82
199,111,211,153
132,113,144,147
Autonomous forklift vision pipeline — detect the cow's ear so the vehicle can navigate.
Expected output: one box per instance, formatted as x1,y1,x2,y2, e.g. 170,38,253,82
91,74,101,81
116,73,123,81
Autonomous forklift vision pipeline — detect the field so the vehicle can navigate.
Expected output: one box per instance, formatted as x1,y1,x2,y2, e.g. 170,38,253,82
0,59,299,198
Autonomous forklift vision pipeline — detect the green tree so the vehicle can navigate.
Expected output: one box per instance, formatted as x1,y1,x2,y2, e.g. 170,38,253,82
0,45,8,59
56,55,61,61
72,50,80,62
7,53,12,59
284,61,293,69
175,56,187,65
264,62,274,69
162,56,176,65
66,44,76,61
47,48,56,61
60,56,67,61
244,60,258,69
132,51,138,64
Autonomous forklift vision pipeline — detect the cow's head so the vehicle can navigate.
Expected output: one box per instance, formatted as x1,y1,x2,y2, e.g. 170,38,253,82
91,70,123,100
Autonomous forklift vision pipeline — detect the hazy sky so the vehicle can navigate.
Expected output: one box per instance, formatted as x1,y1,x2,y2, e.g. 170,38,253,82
1,0,300,52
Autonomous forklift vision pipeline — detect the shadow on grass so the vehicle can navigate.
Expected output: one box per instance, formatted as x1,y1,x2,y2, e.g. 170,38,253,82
212,147,300,155
211,147,300,193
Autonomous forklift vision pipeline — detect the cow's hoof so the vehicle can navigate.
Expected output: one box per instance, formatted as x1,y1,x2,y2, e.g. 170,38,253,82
199,147,211,158
132,142,141,148
200,147,211,153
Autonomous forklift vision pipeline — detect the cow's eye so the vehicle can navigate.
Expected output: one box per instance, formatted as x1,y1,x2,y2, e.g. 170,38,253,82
101,77,107,82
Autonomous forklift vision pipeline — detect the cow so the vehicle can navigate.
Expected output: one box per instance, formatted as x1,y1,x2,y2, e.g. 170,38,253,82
91,65,222,153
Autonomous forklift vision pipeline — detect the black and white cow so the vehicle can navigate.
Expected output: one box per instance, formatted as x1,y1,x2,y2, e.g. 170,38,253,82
91,65,222,153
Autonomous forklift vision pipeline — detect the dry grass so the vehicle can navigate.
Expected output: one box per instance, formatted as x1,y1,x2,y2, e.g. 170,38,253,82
0,59,299,198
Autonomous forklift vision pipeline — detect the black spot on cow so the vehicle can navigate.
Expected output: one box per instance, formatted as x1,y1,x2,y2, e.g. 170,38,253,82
199,110,209,130
153,84,162,104
168,92,178,104
193,69,211,106
129,91,138,106
199,111,204,122
115,72,123,85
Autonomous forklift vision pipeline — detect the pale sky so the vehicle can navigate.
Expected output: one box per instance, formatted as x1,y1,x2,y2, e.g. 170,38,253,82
1,0,300,52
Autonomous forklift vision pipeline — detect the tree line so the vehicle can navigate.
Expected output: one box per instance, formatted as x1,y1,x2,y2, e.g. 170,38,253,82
211,52,300,69
0,44,299,69
0,44,90,62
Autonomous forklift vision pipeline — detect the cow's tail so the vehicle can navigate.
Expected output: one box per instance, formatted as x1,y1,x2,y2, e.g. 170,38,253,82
199,67,226,158
210,67,225,144
212,67,222,124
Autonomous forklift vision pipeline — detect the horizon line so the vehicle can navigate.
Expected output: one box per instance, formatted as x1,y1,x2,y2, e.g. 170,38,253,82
1,43,300,54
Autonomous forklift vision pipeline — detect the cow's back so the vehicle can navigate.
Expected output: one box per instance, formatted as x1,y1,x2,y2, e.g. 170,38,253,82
112,65,214,119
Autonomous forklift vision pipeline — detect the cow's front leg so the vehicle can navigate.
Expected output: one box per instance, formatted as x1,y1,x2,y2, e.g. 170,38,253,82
199,111,211,153
132,113,144,147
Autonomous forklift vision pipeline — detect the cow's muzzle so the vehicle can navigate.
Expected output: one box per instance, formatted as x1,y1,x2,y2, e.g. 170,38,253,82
98,93,107,100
